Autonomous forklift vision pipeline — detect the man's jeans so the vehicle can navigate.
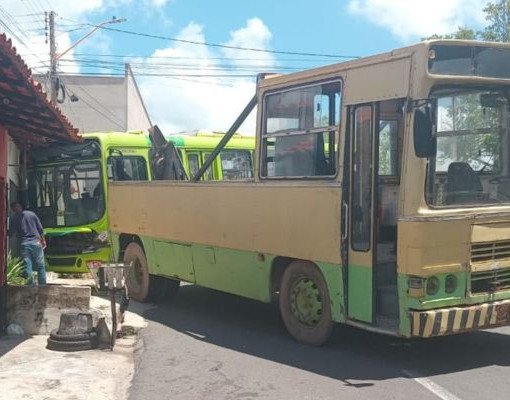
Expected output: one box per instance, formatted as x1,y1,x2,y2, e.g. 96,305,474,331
20,240,46,285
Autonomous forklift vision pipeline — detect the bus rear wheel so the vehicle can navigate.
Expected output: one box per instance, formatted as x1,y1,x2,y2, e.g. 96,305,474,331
279,260,333,346
123,242,179,302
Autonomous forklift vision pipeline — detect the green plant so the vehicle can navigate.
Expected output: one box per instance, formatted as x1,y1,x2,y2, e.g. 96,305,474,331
6,252,28,285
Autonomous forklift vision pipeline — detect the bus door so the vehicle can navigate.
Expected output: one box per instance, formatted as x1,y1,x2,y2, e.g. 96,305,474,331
187,152,200,179
201,152,216,180
345,104,377,323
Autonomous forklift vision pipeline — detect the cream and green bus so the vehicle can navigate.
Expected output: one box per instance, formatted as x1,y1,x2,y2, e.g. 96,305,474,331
109,40,510,345
27,130,254,273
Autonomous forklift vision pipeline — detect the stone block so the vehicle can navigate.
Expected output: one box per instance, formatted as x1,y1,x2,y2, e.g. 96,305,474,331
6,285,91,335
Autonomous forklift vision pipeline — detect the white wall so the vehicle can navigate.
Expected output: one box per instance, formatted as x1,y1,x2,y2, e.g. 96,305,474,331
33,69,151,134
126,67,152,131
7,137,19,188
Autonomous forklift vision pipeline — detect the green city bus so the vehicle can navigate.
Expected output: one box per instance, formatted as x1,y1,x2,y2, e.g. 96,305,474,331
27,130,254,273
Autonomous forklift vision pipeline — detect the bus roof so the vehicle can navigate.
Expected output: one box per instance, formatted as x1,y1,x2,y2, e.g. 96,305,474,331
166,131,254,150
81,131,150,148
80,130,254,150
258,39,510,90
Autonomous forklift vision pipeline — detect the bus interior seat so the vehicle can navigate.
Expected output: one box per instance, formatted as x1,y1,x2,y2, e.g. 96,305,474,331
34,206,57,227
446,162,483,204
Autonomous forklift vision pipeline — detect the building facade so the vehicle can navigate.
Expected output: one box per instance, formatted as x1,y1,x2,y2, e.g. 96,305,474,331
34,65,151,133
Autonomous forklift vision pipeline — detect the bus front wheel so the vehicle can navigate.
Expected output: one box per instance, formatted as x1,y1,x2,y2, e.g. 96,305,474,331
123,242,180,302
279,260,333,346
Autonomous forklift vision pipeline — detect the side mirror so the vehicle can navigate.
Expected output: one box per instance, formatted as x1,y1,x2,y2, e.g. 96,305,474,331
413,107,436,158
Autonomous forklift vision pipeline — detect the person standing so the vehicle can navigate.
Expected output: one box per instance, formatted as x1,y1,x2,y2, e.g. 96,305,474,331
8,201,47,285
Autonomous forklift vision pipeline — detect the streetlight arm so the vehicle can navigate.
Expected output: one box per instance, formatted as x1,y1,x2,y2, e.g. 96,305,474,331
56,18,126,61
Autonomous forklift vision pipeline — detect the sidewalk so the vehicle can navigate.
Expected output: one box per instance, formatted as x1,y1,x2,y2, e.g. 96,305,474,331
0,294,146,400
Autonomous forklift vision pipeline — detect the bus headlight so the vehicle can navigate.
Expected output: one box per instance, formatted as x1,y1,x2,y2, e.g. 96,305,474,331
445,275,457,294
426,277,440,296
97,231,109,242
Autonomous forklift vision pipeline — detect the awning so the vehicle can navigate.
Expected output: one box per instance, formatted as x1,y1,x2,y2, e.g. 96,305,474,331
0,33,80,145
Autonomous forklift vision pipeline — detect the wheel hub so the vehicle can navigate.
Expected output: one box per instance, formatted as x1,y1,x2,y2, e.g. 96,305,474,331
290,278,323,326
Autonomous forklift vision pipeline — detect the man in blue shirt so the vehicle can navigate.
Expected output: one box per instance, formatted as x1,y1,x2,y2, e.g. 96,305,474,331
8,202,47,285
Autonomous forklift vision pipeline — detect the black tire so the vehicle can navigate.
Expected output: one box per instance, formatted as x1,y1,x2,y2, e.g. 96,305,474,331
279,260,333,346
123,242,151,302
123,241,180,302
46,337,97,352
50,329,97,342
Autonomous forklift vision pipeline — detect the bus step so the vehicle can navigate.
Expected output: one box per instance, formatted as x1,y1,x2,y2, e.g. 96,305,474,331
375,315,399,331
377,284,399,318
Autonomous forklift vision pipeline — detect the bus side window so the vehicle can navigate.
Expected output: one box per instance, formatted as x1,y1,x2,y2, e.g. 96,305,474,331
220,150,253,180
108,157,148,181
262,80,341,178
187,153,200,178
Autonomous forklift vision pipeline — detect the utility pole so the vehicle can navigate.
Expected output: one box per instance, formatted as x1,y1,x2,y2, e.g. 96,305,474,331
48,11,57,104
46,12,125,104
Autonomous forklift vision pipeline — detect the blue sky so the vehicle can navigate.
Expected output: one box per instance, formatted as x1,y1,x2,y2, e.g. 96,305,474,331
1,0,489,133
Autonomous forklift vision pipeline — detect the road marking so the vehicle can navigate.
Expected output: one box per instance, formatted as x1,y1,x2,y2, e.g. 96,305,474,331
402,369,462,400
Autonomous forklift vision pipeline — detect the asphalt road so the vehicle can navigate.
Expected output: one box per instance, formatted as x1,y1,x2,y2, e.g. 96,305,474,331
128,285,510,400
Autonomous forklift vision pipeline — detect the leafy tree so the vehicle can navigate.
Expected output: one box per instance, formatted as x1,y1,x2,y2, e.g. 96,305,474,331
481,0,510,42
424,0,510,42
425,27,477,40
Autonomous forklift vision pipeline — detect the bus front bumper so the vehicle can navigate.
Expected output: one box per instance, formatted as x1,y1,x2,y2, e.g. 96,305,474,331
45,247,111,274
410,298,510,338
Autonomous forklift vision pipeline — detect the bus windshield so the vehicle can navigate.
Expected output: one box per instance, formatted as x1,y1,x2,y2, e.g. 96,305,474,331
28,161,105,227
426,88,510,207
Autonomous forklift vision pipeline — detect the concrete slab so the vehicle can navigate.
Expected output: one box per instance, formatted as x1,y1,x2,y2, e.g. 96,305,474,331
0,295,146,400
0,335,134,400
6,285,91,335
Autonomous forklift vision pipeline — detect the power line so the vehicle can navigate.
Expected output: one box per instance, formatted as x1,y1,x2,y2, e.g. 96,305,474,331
55,15,360,60
56,58,303,71
67,80,126,127
0,6,50,70
21,1,45,30
58,71,258,78
94,24,360,59
34,52,341,63
63,84,126,130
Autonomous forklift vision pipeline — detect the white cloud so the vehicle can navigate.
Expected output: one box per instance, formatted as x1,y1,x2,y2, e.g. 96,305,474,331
348,0,487,41
1,0,270,134
0,0,105,74
139,18,275,134
145,0,171,7
222,18,274,68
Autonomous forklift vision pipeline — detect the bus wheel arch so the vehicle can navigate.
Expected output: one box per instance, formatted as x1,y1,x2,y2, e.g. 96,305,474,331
121,236,179,303
119,233,144,260
270,256,294,299
278,259,333,346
